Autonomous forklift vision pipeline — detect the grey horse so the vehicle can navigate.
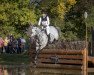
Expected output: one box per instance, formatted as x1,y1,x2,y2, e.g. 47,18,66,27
27,25,60,66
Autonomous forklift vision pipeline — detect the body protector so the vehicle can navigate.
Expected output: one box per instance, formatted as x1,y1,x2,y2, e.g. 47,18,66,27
38,15,50,35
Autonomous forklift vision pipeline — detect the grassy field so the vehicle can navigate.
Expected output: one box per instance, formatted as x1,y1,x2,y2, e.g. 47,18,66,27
0,53,30,65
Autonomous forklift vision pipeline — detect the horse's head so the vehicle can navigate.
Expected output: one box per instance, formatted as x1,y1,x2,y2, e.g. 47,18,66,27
31,26,38,37
26,25,41,37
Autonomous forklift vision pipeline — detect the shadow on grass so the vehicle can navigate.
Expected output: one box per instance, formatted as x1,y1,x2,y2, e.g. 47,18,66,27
0,53,30,65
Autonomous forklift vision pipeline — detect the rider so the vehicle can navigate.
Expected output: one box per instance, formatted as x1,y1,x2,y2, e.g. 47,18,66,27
38,10,50,39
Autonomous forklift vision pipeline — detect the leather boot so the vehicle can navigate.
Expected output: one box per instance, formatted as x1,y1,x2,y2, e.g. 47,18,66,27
47,34,50,43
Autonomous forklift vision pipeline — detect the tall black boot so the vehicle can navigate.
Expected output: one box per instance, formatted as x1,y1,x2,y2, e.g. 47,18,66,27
47,34,50,43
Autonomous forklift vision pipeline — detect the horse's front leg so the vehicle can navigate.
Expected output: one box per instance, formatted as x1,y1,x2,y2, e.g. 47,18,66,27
33,42,40,66
34,50,39,65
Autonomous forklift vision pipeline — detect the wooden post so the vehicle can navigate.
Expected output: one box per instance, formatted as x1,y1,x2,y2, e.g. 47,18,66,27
83,48,88,75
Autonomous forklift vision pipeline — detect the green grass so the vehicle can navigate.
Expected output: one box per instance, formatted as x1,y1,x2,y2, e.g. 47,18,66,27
0,53,30,65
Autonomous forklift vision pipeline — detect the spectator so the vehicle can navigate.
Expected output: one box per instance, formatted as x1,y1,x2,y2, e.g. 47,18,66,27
17,37,22,54
12,39,18,53
21,37,26,52
0,36,4,54
4,37,9,53
9,34,14,42
7,38,13,54
3,68,9,75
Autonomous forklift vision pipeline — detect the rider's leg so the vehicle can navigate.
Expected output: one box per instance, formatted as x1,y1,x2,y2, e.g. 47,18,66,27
46,26,50,42
41,26,44,29
46,26,50,35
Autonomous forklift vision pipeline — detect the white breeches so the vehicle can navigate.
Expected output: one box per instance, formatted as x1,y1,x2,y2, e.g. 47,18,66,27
46,26,50,35
42,26,50,35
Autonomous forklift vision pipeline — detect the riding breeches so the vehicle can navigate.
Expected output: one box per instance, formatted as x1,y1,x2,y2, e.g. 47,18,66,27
42,26,50,35
46,26,50,35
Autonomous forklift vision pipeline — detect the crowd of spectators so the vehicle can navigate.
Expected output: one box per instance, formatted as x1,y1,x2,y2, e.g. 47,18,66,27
0,34,26,54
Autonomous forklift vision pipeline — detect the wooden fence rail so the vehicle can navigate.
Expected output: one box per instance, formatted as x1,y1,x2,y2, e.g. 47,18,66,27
29,48,88,75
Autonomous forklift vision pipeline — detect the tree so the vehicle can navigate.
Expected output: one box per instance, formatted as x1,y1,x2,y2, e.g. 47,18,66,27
64,0,94,40
0,0,37,37
39,0,76,19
